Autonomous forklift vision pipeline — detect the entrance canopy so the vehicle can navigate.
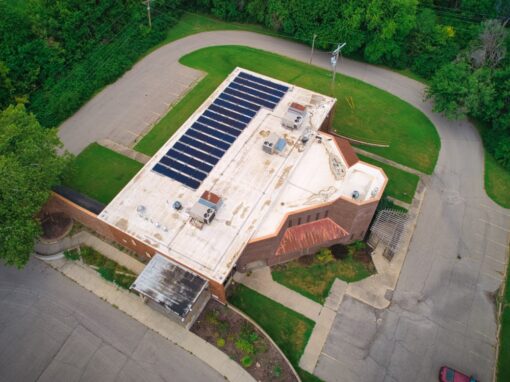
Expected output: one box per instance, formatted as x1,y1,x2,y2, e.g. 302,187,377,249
131,254,208,319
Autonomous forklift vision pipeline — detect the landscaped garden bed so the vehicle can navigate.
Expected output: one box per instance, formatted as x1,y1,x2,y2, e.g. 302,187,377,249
271,242,375,304
192,299,297,382
228,284,320,382
64,246,137,290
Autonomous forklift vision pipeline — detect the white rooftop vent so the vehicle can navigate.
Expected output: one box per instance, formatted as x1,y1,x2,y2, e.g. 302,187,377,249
189,201,216,225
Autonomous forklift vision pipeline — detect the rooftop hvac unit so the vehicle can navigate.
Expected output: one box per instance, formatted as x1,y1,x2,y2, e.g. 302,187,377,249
282,102,307,130
189,202,216,224
263,133,279,154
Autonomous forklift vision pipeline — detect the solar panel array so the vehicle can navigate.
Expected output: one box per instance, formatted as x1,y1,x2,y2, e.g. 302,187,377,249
152,71,289,189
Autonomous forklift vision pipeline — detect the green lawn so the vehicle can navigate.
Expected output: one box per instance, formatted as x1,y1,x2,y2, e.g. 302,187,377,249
497,245,510,382
473,120,510,209
229,284,319,382
485,152,510,209
63,143,142,204
271,249,375,304
358,154,420,204
135,45,440,174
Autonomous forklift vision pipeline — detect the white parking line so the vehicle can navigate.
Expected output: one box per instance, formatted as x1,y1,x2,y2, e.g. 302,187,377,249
479,218,510,233
320,351,340,362
475,233,508,248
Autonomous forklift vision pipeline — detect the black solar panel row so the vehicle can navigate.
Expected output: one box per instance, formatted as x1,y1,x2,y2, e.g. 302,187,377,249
233,77,285,98
174,142,219,165
153,164,200,190
208,104,251,124
186,128,230,151
224,87,276,109
152,71,289,189
167,148,213,173
192,122,235,144
198,116,241,137
203,110,246,130
181,134,225,158
238,71,289,92
230,82,280,104
218,93,260,112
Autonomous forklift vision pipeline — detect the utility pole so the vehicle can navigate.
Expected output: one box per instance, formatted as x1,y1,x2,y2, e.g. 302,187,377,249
146,0,152,29
330,42,346,88
309,34,317,65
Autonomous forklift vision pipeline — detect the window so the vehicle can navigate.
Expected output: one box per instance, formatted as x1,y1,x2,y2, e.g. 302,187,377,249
131,239,137,246
288,219,293,227
297,217,301,225
325,210,329,218
315,212,320,220
306,215,311,223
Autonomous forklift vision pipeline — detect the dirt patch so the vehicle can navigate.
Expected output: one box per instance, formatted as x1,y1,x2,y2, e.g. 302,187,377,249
192,300,296,382
40,212,73,241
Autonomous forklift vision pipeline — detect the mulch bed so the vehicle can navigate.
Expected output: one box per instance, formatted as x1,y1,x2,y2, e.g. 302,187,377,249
40,212,73,241
192,299,297,382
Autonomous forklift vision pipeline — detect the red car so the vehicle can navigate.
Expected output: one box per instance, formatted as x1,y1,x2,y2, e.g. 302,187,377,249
439,366,478,382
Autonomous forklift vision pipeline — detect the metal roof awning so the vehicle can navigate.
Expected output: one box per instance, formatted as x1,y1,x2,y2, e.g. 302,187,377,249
131,254,208,319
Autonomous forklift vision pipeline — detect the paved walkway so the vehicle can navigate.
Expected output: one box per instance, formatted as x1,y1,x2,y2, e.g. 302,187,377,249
98,139,151,164
353,147,425,177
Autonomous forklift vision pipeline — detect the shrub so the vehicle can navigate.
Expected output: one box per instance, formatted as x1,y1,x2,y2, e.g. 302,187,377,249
316,248,334,264
235,338,255,354
347,241,367,257
239,323,259,343
217,319,230,335
241,355,253,368
98,266,115,283
216,338,225,348
273,364,282,377
63,249,80,261
114,273,136,290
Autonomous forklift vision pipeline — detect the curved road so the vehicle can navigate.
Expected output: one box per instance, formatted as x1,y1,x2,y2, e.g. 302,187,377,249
58,31,510,382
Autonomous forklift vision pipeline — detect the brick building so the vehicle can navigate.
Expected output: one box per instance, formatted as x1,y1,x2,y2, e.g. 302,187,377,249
45,68,386,325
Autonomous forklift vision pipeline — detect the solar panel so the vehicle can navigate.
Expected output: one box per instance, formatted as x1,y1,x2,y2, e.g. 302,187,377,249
224,87,276,109
208,104,251,124
180,135,225,158
152,164,200,190
187,128,231,151
167,148,213,173
214,99,256,118
203,110,246,130
155,71,289,189
238,71,289,93
218,92,261,112
192,122,235,144
198,116,241,137
233,77,285,98
230,82,280,104
174,142,219,165
162,157,208,181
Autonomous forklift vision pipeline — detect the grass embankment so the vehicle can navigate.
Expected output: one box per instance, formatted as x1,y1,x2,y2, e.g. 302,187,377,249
497,245,510,381
358,154,420,204
473,120,510,209
63,143,142,204
135,45,440,174
229,284,320,382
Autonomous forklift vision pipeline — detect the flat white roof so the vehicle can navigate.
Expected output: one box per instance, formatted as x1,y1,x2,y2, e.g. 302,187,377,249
99,68,385,283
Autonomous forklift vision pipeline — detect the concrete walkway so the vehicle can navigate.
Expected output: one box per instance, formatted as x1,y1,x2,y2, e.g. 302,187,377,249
98,139,151,164
353,147,426,177
43,255,254,382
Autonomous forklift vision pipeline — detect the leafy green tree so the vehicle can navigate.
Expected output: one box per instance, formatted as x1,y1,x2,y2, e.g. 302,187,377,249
0,61,13,108
427,59,473,118
363,0,417,65
0,105,71,267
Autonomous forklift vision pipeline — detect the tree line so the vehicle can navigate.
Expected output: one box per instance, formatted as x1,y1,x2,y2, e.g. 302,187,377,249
189,0,510,170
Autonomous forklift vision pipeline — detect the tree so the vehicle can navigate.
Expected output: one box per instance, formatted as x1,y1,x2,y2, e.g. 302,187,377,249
426,59,473,119
0,105,71,267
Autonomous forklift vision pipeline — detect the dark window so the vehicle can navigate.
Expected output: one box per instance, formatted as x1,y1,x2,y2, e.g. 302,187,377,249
325,210,329,218
315,212,320,220
288,219,293,227
307,215,311,223
297,217,301,225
